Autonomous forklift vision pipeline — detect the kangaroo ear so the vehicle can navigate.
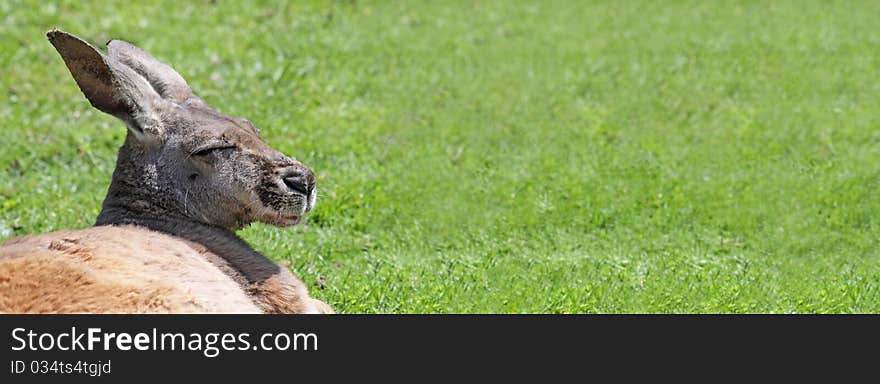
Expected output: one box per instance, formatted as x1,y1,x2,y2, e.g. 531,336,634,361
108,39,192,103
47,29,163,138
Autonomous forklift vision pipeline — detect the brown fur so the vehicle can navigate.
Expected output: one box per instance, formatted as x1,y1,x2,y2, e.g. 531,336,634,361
0,30,332,314
0,226,261,313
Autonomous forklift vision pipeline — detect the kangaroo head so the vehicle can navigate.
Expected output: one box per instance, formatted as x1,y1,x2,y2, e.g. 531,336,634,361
48,30,315,230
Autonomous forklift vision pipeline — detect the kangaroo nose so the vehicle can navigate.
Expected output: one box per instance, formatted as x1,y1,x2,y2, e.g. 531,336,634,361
282,168,315,196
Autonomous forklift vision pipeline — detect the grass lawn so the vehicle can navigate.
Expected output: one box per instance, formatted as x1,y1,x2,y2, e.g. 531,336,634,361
2,0,880,313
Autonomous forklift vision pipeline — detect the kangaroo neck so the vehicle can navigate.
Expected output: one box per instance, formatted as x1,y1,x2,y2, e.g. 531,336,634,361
95,206,280,284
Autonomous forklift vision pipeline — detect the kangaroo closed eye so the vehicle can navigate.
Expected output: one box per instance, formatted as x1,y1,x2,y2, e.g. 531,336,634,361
192,145,237,157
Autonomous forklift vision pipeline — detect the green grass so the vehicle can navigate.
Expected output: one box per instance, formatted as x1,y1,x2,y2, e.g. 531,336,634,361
2,0,880,313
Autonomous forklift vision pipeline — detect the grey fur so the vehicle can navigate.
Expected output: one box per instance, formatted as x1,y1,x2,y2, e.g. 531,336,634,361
108,39,192,103
47,29,317,303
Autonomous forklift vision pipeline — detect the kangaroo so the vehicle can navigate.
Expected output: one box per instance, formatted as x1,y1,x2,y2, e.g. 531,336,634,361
0,30,333,313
